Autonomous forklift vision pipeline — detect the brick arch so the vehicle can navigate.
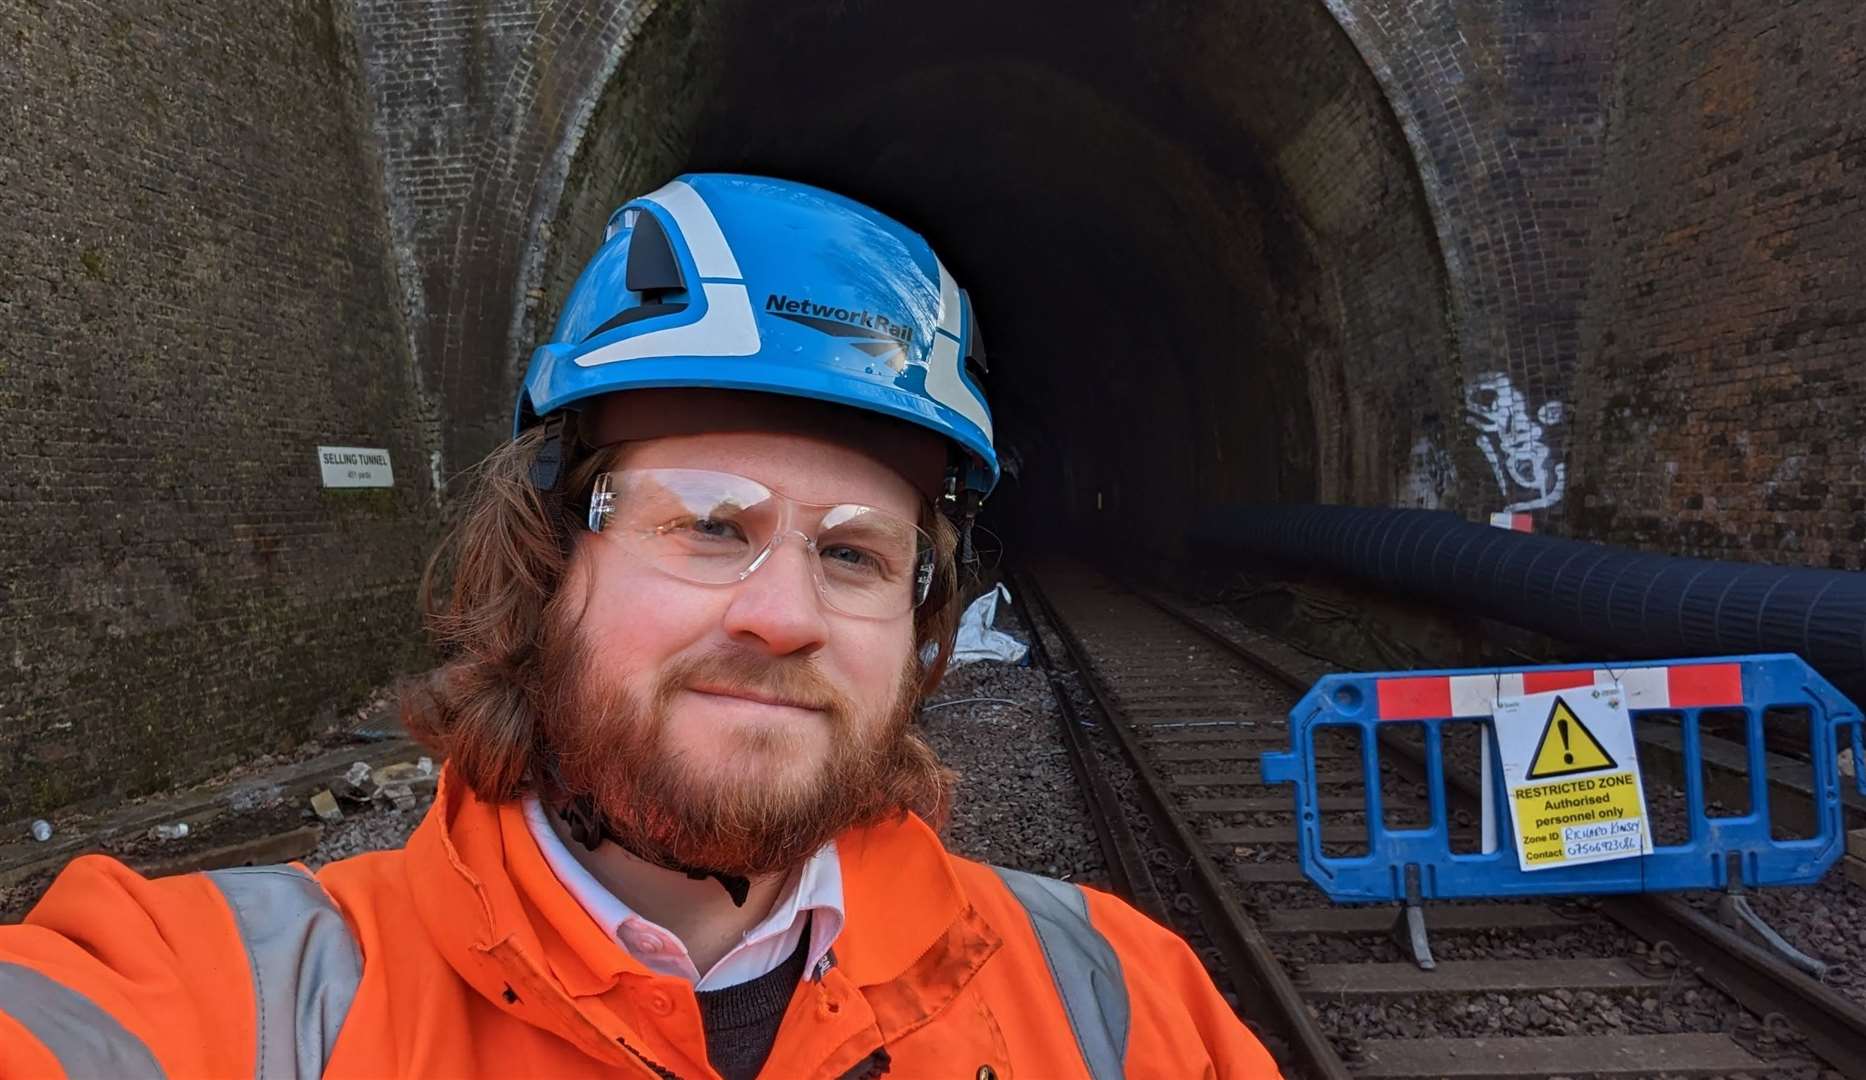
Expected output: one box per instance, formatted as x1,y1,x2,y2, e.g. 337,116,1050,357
350,0,672,484
353,0,1600,517
1317,0,1613,517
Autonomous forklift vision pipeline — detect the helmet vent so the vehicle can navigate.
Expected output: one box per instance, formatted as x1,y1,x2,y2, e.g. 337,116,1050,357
581,302,687,342
581,209,691,342
960,288,988,375
625,210,685,295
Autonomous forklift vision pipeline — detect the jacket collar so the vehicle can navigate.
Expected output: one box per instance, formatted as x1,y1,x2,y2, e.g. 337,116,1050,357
410,769,647,989
826,807,974,987
407,767,1001,1062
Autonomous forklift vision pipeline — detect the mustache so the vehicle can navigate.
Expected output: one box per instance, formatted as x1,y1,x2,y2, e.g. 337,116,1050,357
531,625,954,875
655,648,849,717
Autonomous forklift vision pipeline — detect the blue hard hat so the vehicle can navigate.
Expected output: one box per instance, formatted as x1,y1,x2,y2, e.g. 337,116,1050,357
516,174,998,497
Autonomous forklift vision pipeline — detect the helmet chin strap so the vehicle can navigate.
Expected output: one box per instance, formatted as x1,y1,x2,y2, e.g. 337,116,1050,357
556,794,753,908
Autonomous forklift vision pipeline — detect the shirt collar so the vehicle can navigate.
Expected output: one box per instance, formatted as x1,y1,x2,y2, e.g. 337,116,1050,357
521,795,844,987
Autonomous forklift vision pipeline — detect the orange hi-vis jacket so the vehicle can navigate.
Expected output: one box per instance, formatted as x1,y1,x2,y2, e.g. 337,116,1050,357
0,768,1281,1078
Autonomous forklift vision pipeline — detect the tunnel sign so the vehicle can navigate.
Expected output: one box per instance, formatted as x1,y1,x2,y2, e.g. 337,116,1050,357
1493,688,1651,871
318,446,395,488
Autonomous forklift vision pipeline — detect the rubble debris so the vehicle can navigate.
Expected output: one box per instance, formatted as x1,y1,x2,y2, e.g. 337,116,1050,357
334,761,374,802
350,760,435,812
148,822,191,842
229,782,285,814
310,790,344,823
377,784,419,812
373,761,433,789
317,758,439,816
29,820,52,843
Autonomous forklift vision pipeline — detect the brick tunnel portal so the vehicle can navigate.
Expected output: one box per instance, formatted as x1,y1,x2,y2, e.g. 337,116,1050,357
10,0,1866,819
529,0,1454,557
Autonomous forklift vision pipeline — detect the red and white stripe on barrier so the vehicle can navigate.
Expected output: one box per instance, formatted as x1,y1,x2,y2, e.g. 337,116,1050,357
1374,663,1744,720
1488,512,1534,532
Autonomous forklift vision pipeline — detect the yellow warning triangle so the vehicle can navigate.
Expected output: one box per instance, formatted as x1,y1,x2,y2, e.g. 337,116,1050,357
1526,696,1618,779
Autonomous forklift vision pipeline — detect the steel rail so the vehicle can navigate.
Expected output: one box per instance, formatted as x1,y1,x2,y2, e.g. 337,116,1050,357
1006,571,1166,921
1018,570,1352,1080
1133,586,1866,1079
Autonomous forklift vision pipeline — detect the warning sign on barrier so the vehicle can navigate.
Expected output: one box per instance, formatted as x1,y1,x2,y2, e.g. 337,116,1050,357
1526,697,1617,779
1493,687,1652,871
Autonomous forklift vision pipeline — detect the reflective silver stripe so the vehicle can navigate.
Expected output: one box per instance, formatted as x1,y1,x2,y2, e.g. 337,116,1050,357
207,866,362,1080
0,962,166,1076
992,867,1129,1080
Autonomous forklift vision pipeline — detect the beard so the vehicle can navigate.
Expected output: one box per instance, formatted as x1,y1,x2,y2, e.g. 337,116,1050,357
531,610,953,878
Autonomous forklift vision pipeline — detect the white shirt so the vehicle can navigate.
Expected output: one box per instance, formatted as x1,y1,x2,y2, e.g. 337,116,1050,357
522,796,845,990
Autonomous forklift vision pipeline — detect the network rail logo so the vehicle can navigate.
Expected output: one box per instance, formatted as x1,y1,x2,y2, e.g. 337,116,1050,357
765,293,915,370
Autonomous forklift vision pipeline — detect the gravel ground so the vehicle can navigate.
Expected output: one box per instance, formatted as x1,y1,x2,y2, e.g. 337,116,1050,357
1314,983,1747,1041
920,649,1105,885
303,796,435,871
1680,874,1866,1008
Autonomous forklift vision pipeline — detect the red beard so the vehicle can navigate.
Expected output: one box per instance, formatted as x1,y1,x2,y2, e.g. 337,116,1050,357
532,612,950,877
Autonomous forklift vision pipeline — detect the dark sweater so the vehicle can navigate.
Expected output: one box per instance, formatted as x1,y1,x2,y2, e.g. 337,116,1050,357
693,926,812,1080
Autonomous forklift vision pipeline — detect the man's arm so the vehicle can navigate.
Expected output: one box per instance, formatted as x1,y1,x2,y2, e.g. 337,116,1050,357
1081,887,1285,1079
0,854,260,1077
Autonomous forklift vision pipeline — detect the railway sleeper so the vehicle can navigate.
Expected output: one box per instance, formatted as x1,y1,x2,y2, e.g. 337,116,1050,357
1348,1032,1774,1079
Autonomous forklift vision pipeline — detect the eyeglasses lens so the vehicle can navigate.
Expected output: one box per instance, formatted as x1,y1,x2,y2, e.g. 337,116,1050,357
602,470,933,617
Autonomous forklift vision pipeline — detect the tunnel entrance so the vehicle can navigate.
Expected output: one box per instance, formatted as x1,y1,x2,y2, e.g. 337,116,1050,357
537,0,1454,566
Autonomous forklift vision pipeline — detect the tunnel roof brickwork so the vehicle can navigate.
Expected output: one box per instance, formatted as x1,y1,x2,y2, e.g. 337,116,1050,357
345,0,1863,564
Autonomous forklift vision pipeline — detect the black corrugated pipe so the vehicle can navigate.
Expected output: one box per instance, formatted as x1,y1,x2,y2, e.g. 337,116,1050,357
1190,505,1866,698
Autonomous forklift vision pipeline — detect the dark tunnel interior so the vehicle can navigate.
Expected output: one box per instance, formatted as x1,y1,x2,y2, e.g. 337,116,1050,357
541,0,1454,573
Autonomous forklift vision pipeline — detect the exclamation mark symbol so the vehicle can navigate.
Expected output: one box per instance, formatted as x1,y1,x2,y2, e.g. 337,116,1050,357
1558,716,1573,764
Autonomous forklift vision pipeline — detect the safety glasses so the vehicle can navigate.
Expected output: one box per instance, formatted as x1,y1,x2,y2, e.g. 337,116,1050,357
585,468,935,619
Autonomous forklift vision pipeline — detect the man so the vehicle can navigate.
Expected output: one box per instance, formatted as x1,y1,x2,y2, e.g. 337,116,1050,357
1,175,1279,1078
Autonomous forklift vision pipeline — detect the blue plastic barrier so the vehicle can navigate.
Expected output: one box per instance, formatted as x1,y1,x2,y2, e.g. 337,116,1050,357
1260,654,1866,902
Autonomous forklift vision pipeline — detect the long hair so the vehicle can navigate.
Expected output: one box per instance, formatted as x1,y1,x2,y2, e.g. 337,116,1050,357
401,428,966,804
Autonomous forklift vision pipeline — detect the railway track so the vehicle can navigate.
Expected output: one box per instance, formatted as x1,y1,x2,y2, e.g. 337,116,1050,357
1015,562,1866,1080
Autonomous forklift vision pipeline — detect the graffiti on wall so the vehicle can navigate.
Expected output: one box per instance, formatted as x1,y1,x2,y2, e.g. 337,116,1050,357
1465,372,1566,512
1403,435,1458,510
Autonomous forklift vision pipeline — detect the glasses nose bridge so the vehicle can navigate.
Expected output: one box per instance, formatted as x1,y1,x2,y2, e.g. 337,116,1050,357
737,497,826,585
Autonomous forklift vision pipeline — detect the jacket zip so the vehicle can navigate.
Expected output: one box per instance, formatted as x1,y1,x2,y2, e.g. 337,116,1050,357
613,1035,889,1080
612,1027,891,1080
616,1033,684,1079
832,1047,892,1080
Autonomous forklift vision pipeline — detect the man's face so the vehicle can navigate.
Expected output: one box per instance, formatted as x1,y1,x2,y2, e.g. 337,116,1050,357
539,421,943,875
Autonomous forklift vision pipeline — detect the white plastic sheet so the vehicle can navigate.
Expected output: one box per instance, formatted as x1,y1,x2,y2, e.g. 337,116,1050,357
948,584,1028,666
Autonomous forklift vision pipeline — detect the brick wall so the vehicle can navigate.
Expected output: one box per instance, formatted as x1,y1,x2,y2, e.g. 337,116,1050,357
0,0,435,819
1571,0,1866,568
